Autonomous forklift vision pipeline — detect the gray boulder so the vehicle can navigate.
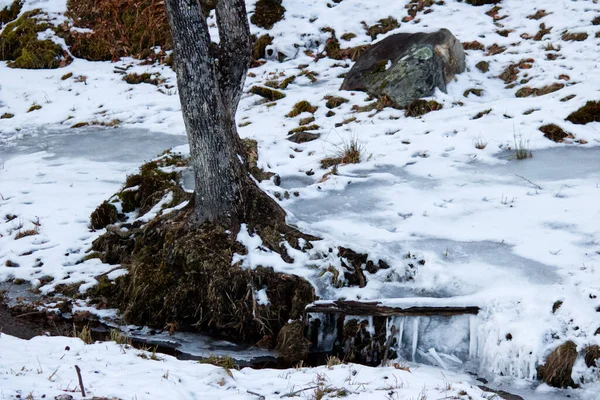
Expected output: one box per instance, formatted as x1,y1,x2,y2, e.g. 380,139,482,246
340,29,465,107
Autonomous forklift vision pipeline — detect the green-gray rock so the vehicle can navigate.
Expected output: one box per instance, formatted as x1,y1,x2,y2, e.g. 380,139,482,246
340,29,465,107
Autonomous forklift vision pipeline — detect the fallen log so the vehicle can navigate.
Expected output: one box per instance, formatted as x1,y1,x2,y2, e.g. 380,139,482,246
305,299,479,317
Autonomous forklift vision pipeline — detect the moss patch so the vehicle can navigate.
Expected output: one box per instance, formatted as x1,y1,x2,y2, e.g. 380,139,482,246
66,0,172,62
1,113,15,119
123,72,163,85
90,201,119,229
0,10,71,69
118,158,187,215
249,86,286,101
286,101,317,117
324,96,349,109
566,101,600,125
0,0,22,25
537,341,578,388
476,61,490,73
250,0,285,30
584,345,600,368
252,34,273,60
404,99,443,117
288,124,320,135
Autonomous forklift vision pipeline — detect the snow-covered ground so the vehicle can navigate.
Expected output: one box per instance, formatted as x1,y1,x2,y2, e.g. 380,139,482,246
2,0,600,398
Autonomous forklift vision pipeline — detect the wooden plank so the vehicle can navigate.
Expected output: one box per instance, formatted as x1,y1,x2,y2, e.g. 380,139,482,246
305,300,479,317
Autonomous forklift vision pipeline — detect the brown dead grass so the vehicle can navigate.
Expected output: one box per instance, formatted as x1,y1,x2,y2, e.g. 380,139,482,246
537,341,578,388
539,124,573,142
66,0,171,61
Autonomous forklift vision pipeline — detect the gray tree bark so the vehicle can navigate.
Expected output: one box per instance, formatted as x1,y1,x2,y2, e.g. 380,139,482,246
164,0,256,226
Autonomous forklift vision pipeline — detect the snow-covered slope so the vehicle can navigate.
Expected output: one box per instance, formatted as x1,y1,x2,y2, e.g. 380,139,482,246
1,0,600,398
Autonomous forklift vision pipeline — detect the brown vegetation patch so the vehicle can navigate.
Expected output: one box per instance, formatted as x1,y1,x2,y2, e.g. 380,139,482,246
476,61,489,73
592,16,600,26
462,41,485,51
466,0,501,5
584,345,600,368
276,320,310,362
324,95,349,109
118,157,188,215
250,0,285,30
1,113,14,119
0,0,22,25
485,6,504,21
123,72,163,85
566,101,600,125
66,0,171,62
90,201,119,229
404,99,443,117
562,31,588,42
464,88,483,97
288,124,320,135
537,341,578,388
499,59,534,84
249,86,286,101
252,34,273,60
485,43,506,56
540,124,573,143
472,109,492,119
15,229,38,240
515,83,564,98
362,17,399,40
287,101,317,117
528,10,549,20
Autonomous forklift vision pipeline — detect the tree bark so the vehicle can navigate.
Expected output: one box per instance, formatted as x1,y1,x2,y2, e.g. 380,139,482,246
164,0,255,226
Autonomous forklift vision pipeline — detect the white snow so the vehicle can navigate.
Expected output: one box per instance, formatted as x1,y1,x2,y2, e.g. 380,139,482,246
1,0,600,397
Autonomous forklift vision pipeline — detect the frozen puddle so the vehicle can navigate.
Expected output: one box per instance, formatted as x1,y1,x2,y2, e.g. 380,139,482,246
0,126,187,163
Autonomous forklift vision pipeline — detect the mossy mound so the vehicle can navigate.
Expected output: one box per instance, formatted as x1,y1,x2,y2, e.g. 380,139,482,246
90,201,119,229
0,0,22,25
90,202,316,345
250,0,285,30
66,0,172,61
566,101,600,125
0,10,71,69
537,341,578,388
584,345,600,368
118,157,188,215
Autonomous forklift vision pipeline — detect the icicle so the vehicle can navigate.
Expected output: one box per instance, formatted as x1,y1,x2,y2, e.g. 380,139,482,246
411,316,420,361
397,317,405,352
428,348,449,370
468,315,477,359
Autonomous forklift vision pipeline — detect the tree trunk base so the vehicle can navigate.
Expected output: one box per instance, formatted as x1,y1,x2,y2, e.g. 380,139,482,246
89,173,316,360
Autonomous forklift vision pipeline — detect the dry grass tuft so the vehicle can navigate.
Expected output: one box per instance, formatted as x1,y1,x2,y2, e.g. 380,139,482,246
321,137,364,169
66,0,172,62
537,341,578,388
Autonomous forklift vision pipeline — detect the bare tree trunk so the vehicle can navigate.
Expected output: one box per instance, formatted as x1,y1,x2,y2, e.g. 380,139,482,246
164,0,254,226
